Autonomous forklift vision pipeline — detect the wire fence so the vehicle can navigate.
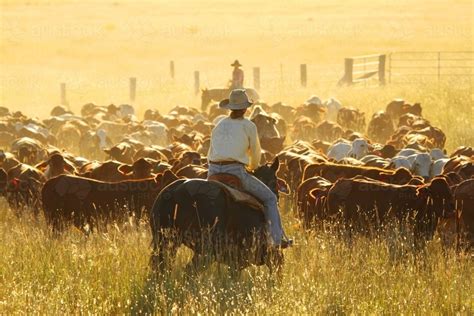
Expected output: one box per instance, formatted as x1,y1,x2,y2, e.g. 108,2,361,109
388,51,474,84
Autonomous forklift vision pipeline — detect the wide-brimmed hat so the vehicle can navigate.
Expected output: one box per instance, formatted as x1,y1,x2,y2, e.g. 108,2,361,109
219,89,253,110
231,60,242,67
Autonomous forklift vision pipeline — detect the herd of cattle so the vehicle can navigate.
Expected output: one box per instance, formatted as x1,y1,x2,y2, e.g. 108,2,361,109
0,96,472,251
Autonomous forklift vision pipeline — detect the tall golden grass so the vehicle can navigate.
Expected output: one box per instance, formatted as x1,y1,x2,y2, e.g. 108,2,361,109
1,198,473,314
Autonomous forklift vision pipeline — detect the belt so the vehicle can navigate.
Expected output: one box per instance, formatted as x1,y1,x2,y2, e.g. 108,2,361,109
210,160,243,166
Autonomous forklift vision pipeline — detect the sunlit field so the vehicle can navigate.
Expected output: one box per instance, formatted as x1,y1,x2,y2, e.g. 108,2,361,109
0,0,473,314
1,201,473,314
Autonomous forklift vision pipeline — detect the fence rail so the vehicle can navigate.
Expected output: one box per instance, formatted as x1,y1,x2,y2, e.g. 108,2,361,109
338,54,386,86
388,51,473,83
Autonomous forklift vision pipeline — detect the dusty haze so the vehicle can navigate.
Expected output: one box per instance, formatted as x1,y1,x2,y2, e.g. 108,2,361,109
1,0,472,117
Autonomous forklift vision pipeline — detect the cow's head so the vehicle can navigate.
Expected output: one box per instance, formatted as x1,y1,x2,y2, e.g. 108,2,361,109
118,158,154,179
412,153,432,180
391,167,413,184
180,151,202,166
349,138,369,159
427,177,455,218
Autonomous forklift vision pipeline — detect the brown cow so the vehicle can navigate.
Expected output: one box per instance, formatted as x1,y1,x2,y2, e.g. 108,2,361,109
4,163,45,213
293,103,326,124
281,151,327,188
104,141,138,164
41,170,179,232
296,176,332,227
405,126,446,149
443,156,473,179
326,177,454,246
367,111,394,144
337,107,365,132
292,116,317,141
36,153,77,180
78,160,128,182
315,121,344,143
450,146,473,158
311,140,331,154
171,151,202,172
454,179,474,249
386,99,422,122
303,162,413,184
117,158,155,179
133,146,169,162
271,102,295,122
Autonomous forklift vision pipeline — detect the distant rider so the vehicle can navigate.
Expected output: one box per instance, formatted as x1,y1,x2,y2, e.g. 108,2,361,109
230,60,244,89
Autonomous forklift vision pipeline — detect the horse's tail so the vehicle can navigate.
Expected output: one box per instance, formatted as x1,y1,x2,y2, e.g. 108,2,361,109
149,180,184,272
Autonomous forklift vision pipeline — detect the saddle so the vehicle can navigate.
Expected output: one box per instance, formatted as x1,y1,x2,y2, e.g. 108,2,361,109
208,173,264,211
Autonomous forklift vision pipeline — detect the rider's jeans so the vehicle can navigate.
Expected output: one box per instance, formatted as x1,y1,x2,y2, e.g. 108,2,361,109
208,163,283,245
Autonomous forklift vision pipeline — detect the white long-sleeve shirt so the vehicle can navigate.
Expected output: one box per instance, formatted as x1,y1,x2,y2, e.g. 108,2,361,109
207,117,261,170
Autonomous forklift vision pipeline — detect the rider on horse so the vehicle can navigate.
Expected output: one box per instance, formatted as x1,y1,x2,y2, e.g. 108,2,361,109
207,89,292,248
230,60,244,89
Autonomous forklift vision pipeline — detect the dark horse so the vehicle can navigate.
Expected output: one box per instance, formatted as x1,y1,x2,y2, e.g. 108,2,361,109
201,87,260,112
150,157,286,274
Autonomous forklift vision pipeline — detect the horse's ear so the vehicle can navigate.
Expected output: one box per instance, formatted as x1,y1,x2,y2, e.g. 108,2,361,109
270,156,280,172
159,169,178,187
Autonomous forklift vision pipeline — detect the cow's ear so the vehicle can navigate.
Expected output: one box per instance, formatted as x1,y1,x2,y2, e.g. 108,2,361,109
103,148,111,155
277,178,290,195
117,164,133,175
270,156,280,172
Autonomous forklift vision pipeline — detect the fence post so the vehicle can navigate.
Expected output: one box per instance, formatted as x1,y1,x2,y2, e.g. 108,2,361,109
194,71,200,95
60,82,68,106
170,61,175,79
129,77,136,102
437,52,441,82
342,58,353,85
300,64,307,87
388,53,392,84
253,67,260,90
378,54,386,85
